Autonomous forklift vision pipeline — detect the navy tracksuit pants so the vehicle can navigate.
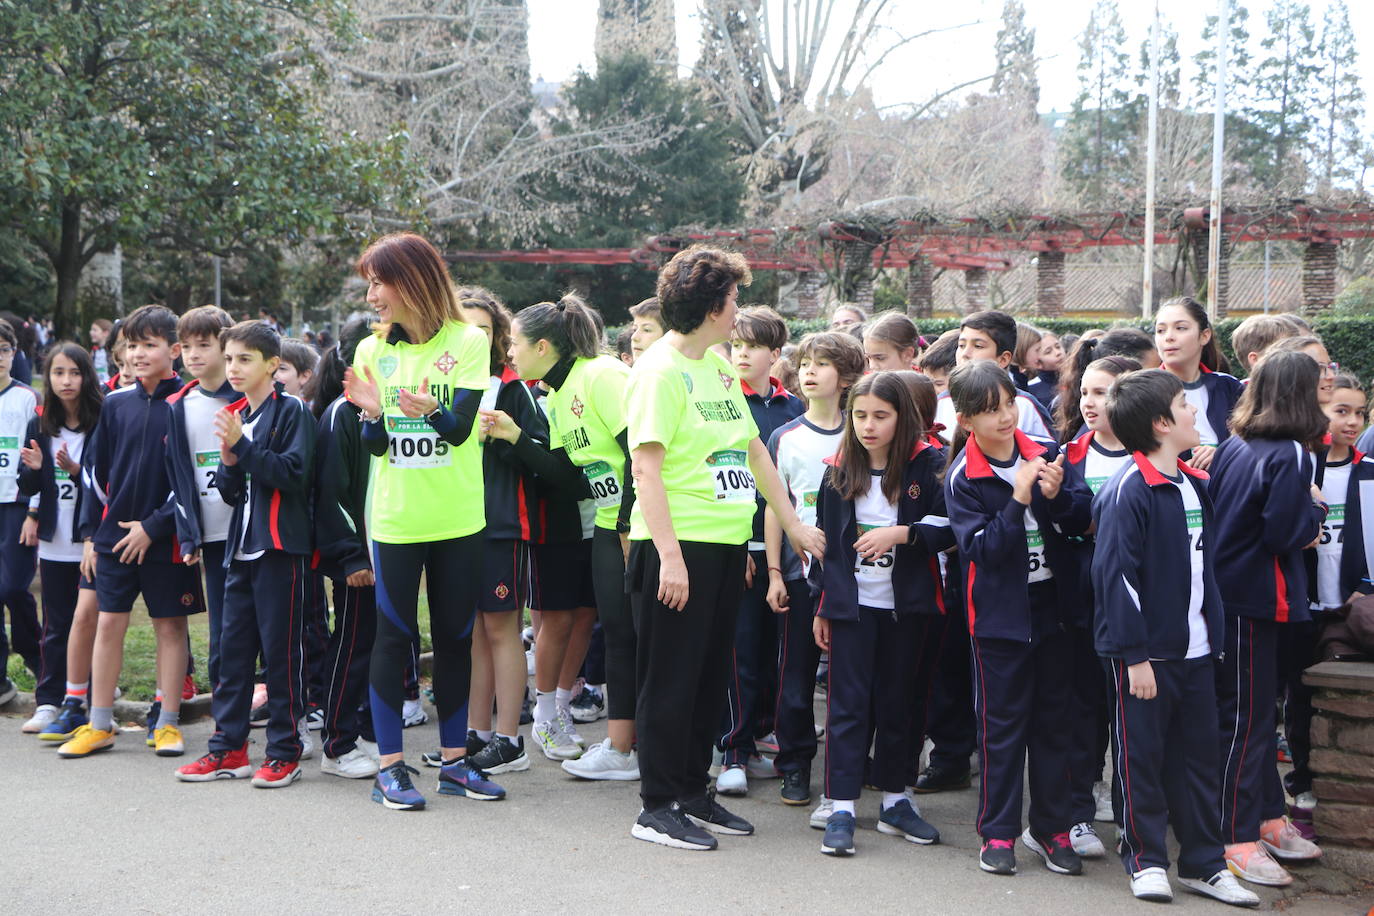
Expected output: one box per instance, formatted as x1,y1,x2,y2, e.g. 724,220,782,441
1108,656,1227,880
718,549,779,766
34,560,81,707
201,541,227,689
925,581,976,774
772,578,821,775
1217,615,1286,844
0,502,39,673
906,606,962,781
1068,624,1111,824
303,571,331,709
321,580,376,759
209,552,308,761
824,607,925,800
1279,619,1319,797
970,613,1075,841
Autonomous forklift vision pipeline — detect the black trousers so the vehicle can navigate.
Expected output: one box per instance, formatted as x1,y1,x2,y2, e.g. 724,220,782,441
772,578,820,774
0,502,39,673
1217,615,1286,843
1109,656,1227,880
209,552,307,761
34,559,81,707
926,590,976,772
592,527,635,720
1068,624,1111,824
971,625,1075,841
201,541,227,689
824,608,925,800
718,549,779,766
906,608,960,782
321,580,376,759
631,539,746,811
1279,619,1319,797
303,571,331,709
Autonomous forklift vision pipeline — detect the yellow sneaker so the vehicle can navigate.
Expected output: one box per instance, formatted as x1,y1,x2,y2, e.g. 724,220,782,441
154,724,185,757
57,724,117,758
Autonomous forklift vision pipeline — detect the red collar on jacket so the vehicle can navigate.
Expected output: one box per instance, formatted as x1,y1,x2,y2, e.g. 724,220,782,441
1065,429,1094,465
823,437,933,469
962,429,1048,479
741,377,790,401
500,365,520,385
1130,450,1210,486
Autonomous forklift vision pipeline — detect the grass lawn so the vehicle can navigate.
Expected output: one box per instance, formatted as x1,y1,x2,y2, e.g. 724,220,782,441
6,582,438,702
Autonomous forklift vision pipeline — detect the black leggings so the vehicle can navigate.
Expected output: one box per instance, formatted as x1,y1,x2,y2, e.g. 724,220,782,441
370,533,482,756
592,526,635,720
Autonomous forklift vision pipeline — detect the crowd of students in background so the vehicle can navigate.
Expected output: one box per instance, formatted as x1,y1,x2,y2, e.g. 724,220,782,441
3,232,1366,907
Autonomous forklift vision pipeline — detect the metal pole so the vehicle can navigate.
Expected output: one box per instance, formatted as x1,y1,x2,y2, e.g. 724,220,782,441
213,256,222,309
1206,0,1229,320
1142,0,1160,317
1263,240,1272,313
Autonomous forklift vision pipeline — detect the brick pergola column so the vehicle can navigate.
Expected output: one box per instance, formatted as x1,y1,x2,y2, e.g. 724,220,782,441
1190,227,1231,317
906,255,933,319
1036,250,1066,317
1302,240,1340,314
842,240,876,310
964,267,989,314
795,270,827,320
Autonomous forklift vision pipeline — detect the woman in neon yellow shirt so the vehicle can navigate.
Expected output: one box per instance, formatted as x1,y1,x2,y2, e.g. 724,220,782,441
482,295,641,780
344,232,506,810
626,246,825,851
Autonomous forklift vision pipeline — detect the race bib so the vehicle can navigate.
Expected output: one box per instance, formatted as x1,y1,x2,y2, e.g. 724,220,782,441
0,436,17,478
1185,506,1205,553
583,459,622,509
1318,504,1345,552
54,467,77,503
1086,476,1109,495
1026,525,1053,584
854,523,895,579
195,449,221,498
385,416,452,469
707,449,755,503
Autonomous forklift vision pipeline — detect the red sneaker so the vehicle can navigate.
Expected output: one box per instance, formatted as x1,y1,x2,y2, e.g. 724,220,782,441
251,758,302,789
176,746,251,782
182,674,197,701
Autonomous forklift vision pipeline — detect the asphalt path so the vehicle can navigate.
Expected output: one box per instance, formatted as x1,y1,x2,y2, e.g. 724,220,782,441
0,709,1362,915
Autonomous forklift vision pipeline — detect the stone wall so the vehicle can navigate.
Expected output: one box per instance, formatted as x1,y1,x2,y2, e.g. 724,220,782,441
1306,660,1374,879
1302,241,1340,314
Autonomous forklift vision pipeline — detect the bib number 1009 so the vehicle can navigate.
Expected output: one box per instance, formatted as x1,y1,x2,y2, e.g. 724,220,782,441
707,449,755,503
386,416,451,468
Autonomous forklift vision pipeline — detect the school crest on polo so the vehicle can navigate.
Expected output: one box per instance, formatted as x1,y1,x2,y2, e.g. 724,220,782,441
494,582,510,600
434,351,456,375
908,483,921,500
378,355,398,379
681,372,694,393
570,395,585,418
718,370,733,390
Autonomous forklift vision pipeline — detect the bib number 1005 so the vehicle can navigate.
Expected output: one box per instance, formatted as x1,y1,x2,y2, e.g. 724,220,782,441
386,416,451,468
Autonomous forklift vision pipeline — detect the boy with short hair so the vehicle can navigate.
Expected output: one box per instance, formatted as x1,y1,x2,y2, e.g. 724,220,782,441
167,305,237,691
62,305,206,759
274,337,318,397
764,331,866,812
933,310,1053,441
177,321,316,787
628,297,665,362
615,326,635,367
1091,369,1259,907
917,329,959,396
716,306,805,795
0,318,40,701
1230,316,1298,374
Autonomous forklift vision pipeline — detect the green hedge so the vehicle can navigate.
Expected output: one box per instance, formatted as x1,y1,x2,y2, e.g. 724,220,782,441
784,313,1374,386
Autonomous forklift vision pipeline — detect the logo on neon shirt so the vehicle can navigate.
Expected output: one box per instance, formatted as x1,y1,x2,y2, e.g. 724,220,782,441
434,351,456,375
570,396,585,418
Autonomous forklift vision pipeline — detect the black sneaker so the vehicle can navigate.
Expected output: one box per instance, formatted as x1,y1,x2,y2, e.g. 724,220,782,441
570,685,606,723
631,803,718,850
519,690,533,726
145,700,161,747
877,797,940,845
249,702,269,728
912,763,971,794
469,735,530,775
980,838,1017,875
681,792,754,836
423,730,486,767
1022,829,1083,875
780,767,811,806
821,810,856,856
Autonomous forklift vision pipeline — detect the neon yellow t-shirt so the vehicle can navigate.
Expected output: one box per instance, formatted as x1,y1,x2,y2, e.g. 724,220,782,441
353,319,489,543
627,341,759,544
547,354,630,531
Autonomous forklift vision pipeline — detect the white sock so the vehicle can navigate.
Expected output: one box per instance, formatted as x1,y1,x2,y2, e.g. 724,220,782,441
833,799,856,815
882,792,906,811
475,728,494,742
535,690,556,723
496,732,519,745
555,687,572,714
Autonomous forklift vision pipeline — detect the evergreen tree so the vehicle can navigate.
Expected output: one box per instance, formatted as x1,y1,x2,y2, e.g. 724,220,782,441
992,0,1040,121
1060,0,1135,204
1313,0,1364,193
1248,0,1320,191
1193,3,1253,107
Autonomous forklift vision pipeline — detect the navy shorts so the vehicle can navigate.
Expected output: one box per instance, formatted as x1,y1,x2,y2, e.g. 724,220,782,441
478,538,527,614
96,553,206,619
527,539,596,611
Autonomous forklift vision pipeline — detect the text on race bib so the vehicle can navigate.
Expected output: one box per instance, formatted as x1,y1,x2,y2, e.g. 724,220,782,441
583,459,622,509
0,436,16,477
385,415,452,469
1319,503,1345,548
854,523,895,577
195,449,221,497
1185,507,1205,553
1086,476,1109,495
1026,527,1053,584
54,467,76,502
707,449,755,503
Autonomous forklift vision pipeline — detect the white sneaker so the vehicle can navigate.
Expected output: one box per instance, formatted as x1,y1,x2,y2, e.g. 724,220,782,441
1294,791,1317,811
1131,866,1173,902
809,796,834,829
356,738,380,762
716,764,748,796
746,754,778,779
321,746,380,779
298,718,315,760
22,704,58,734
525,648,535,677
1178,870,1261,907
531,718,581,760
1093,779,1114,822
555,707,585,748
402,698,428,728
1070,821,1107,857
561,737,640,780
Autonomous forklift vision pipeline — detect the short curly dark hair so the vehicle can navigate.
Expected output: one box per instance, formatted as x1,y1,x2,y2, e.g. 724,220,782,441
655,246,752,334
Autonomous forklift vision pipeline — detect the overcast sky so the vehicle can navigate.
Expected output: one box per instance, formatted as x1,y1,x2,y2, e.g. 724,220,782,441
528,0,1374,129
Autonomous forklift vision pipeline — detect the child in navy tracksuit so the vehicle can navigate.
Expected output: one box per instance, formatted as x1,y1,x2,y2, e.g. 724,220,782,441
812,371,951,857
1153,297,1243,472
0,317,41,685
176,321,315,788
943,360,1093,878
1092,369,1258,907
1207,349,1328,886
